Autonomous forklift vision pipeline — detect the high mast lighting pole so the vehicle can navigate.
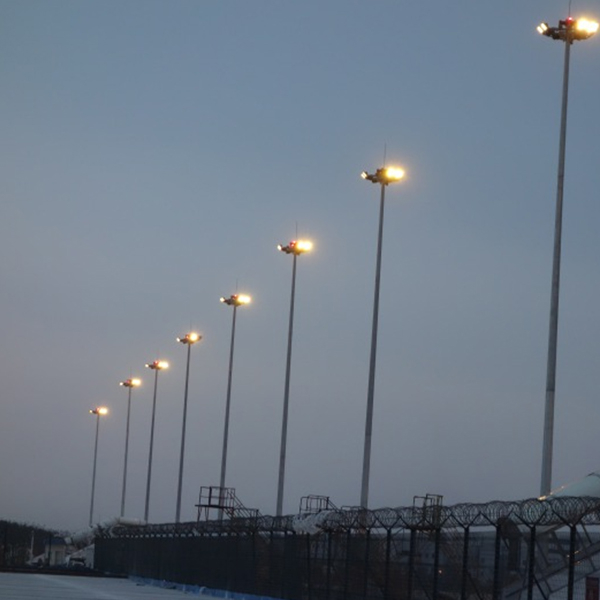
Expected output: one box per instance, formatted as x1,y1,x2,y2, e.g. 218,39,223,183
219,294,251,497
360,166,405,509
276,239,312,517
144,359,169,522
537,15,598,497
89,406,108,527
175,333,201,523
119,378,141,518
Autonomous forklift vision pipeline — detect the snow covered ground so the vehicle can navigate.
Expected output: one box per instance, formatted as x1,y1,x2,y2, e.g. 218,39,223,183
0,573,213,599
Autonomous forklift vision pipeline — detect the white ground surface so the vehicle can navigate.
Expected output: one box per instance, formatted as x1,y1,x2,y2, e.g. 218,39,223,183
0,573,211,599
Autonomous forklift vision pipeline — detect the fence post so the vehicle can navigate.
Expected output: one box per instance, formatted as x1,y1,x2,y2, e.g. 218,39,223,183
432,528,441,600
461,526,470,600
362,529,371,599
527,526,536,600
407,528,416,600
343,527,351,600
492,524,502,600
384,528,392,600
326,532,332,600
306,534,312,600
567,525,576,600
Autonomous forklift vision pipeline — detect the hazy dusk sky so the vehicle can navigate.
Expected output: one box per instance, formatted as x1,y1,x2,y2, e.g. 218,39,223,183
1,0,600,532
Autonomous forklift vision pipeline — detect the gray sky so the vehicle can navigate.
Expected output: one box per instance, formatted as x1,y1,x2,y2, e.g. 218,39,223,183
1,0,600,532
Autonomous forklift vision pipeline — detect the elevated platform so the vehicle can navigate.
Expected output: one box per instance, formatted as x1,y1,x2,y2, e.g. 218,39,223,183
195,486,261,521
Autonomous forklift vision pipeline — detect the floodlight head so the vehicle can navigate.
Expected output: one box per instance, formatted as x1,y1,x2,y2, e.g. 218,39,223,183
278,239,313,256
361,166,405,185
221,293,252,307
120,378,142,388
538,16,599,41
575,17,599,38
177,332,201,345
146,360,169,370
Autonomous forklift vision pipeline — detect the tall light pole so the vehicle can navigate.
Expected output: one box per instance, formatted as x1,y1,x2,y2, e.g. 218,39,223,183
89,406,108,527
360,166,405,509
537,16,598,497
219,294,251,497
119,378,141,518
144,359,169,522
175,333,201,523
276,239,312,517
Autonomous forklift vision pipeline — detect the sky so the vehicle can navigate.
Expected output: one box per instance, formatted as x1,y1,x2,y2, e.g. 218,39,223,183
1,0,600,532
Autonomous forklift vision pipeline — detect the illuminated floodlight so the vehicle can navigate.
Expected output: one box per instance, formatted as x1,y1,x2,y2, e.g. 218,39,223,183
361,166,406,185
384,167,405,181
277,239,313,255
120,378,141,388
146,360,169,370
537,16,599,41
576,18,599,35
177,332,202,345
221,293,252,307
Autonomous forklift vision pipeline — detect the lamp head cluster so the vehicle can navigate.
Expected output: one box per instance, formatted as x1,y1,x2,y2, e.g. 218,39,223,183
361,166,405,186
277,239,313,255
90,406,108,416
176,332,201,345
220,293,252,307
120,378,141,388
537,16,599,42
145,360,169,370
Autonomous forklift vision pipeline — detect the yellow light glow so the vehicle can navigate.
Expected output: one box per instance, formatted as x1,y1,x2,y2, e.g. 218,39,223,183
131,378,142,387
296,240,313,252
576,18,599,34
188,332,200,342
384,167,405,181
237,294,252,305
98,407,108,415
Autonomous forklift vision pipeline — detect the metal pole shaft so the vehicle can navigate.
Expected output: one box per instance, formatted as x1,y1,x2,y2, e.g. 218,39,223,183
541,35,571,497
220,305,238,491
120,386,133,518
175,344,192,523
144,369,159,522
89,414,100,527
361,182,386,508
276,253,298,516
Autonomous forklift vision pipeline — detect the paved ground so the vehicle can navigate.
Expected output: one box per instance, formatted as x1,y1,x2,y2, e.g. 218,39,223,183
0,573,211,599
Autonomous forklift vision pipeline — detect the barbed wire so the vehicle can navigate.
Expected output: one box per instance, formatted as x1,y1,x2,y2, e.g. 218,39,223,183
98,496,600,539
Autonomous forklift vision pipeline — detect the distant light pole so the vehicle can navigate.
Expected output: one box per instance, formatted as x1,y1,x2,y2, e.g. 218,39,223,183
276,239,313,516
144,359,169,522
89,406,108,527
119,378,141,518
537,16,598,497
175,333,201,523
219,294,251,496
360,166,405,509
